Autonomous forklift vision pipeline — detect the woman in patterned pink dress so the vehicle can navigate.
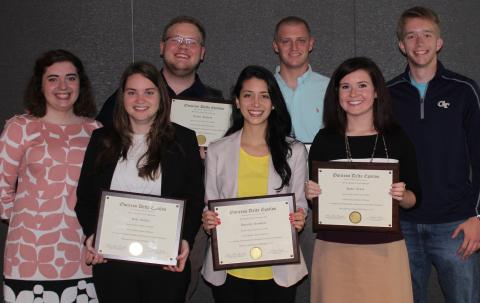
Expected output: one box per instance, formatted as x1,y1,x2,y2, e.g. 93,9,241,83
0,49,100,302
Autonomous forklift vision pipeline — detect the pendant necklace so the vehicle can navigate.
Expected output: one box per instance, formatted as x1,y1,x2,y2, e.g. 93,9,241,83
344,133,389,162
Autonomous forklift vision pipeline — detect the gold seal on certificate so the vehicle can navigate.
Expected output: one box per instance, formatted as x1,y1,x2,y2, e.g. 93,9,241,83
250,247,262,260
170,98,232,147
196,134,207,145
95,190,185,265
209,194,300,270
312,161,400,232
349,211,362,224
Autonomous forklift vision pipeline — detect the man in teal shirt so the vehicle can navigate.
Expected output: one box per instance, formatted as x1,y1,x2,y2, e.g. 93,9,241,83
273,16,329,143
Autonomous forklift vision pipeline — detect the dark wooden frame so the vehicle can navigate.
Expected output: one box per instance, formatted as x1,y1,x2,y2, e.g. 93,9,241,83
95,189,185,265
208,193,300,270
312,161,399,232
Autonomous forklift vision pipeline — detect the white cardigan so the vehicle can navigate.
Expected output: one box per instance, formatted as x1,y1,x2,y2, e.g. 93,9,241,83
201,129,309,287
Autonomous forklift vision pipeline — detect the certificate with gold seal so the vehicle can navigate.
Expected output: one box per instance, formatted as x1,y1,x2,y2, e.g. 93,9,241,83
209,194,300,270
170,98,232,147
95,190,185,265
312,161,399,232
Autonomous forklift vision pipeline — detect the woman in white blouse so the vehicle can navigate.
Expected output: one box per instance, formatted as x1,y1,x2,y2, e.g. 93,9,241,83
75,61,204,303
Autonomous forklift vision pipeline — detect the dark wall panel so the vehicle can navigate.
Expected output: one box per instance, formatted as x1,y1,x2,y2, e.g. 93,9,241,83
355,1,480,83
130,0,355,99
1,0,133,123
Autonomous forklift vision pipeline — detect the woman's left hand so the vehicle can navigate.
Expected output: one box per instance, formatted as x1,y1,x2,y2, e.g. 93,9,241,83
390,182,407,202
84,234,107,265
163,240,190,272
290,208,306,232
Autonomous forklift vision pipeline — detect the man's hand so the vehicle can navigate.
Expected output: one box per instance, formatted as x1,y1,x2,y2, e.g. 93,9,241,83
452,216,480,259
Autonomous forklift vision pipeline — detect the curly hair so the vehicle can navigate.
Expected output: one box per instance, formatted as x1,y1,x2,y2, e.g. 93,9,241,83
23,49,96,118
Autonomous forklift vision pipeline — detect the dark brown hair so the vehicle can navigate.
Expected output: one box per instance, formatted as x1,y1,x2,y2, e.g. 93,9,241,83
24,49,96,117
323,57,395,135
227,65,292,190
97,61,174,180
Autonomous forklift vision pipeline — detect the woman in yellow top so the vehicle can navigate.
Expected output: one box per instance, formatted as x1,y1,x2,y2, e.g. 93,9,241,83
201,65,308,303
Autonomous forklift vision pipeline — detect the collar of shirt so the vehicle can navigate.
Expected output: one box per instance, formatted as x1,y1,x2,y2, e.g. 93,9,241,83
274,64,313,88
160,70,208,98
402,60,446,84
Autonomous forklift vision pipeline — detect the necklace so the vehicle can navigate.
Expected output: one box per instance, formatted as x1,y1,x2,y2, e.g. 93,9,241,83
344,133,389,162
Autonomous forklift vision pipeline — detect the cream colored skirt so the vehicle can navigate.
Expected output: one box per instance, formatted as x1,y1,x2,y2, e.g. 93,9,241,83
311,239,413,303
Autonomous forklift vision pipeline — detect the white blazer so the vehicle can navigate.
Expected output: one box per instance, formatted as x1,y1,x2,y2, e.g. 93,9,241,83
201,129,309,287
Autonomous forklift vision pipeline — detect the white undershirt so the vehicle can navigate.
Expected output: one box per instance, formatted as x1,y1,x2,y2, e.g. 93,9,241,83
110,134,162,195
333,158,399,163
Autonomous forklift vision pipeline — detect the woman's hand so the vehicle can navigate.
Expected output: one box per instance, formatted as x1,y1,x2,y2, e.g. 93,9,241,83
199,146,207,160
84,234,107,265
390,182,406,201
390,182,416,209
163,240,190,272
305,180,321,200
202,210,220,234
290,208,306,232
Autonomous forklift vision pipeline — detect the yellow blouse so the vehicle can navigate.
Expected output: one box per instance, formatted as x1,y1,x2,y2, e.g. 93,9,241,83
227,148,273,280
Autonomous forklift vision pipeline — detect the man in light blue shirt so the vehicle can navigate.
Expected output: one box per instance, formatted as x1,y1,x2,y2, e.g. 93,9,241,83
273,16,329,143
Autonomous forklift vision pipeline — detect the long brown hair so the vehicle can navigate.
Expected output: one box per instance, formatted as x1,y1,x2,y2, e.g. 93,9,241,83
227,65,292,190
97,61,174,180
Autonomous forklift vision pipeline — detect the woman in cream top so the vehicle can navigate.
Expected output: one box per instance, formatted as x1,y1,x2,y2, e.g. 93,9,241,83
202,65,308,303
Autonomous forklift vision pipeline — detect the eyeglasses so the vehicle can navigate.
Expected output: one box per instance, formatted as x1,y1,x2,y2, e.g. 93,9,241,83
164,35,203,47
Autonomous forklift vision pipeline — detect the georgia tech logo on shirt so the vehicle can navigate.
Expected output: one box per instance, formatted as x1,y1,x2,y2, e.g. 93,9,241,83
437,100,450,109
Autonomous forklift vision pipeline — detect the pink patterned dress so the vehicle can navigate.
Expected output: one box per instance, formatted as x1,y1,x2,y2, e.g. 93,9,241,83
0,115,100,302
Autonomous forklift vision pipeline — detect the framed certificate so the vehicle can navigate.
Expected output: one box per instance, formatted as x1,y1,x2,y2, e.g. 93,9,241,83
312,161,399,232
170,98,232,147
208,194,300,270
95,190,185,265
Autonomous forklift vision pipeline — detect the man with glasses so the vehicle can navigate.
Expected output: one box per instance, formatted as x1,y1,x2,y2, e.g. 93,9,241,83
97,15,222,126
273,16,329,144
96,15,221,302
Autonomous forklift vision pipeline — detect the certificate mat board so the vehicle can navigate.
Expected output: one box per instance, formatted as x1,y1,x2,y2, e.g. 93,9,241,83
312,161,399,232
170,98,232,147
95,190,185,265
209,193,300,270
